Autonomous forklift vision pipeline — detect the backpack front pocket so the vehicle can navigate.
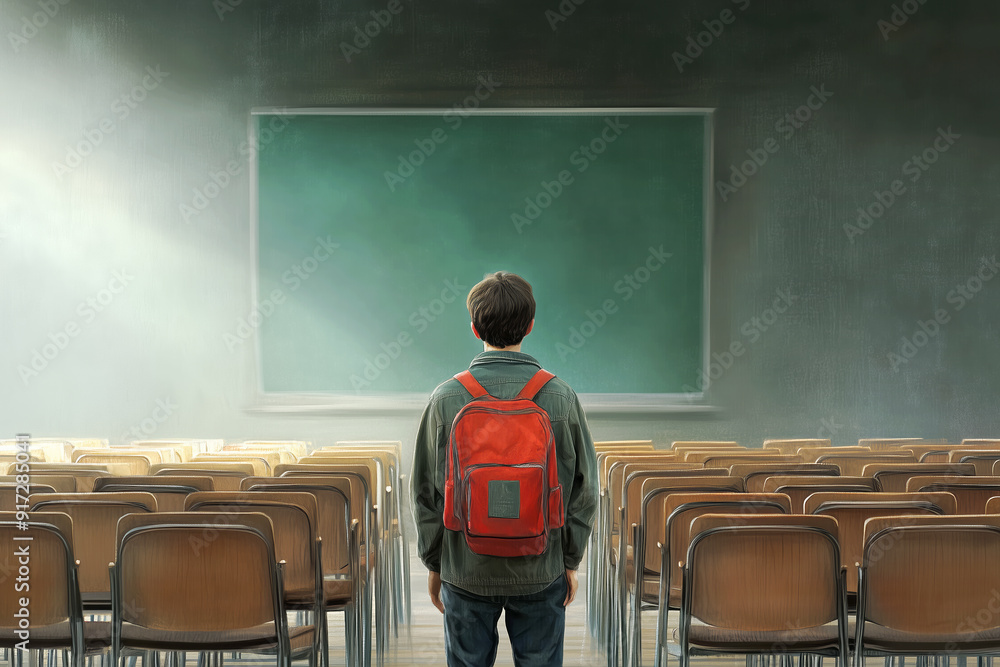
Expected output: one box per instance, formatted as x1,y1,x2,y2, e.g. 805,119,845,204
465,464,546,539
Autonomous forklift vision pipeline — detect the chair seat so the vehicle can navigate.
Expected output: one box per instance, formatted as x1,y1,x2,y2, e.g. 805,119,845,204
676,621,844,653
862,621,1000,652
0,620,110,651
120,621,314,651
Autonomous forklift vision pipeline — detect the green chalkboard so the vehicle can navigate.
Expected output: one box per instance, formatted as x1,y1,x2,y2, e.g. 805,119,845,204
253,109,709,397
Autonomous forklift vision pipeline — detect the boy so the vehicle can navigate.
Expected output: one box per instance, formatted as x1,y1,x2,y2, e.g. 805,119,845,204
410,271,599,667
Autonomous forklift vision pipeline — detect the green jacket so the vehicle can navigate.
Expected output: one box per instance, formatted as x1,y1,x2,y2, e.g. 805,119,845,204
410,350,599,596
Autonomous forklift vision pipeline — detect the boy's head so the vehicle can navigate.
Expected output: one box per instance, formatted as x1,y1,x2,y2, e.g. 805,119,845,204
466,272,535,349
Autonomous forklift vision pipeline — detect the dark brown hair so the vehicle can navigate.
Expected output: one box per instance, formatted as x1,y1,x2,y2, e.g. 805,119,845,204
466,272,535,348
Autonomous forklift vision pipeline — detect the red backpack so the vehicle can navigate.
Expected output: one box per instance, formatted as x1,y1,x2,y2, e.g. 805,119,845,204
443,369,565,557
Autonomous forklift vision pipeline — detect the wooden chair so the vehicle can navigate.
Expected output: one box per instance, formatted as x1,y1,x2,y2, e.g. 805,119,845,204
949,450,1000,475
864,463,975,492
597,441,656,451
814,453,915,476
73,448,165,464
762,476,876,512
0,483,56,510
906,476,1000,513
960,439,1000,448
858,438,924,448
701,454,802,468
629,492,790,667
127,439,197,462
73,453,153,476
28,492,156,612
761,438,830,455
856,514,1000,665
805,491,957,599
731,463,840,493
111,511,317,667
186,492,325,664
93,475,214,512
241,477,364,667
225,444,299,464
6,463,115,491
0,511,109,666
679,514,848,667
670,441,739,450
240,440,311,458
610,475,744,667
796,446,871,462
0,474,75,493
149,462,255,491
192,452,275,476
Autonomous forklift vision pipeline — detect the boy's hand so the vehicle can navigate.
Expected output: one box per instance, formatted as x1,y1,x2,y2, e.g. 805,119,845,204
428,571,445,613
563,569,578,606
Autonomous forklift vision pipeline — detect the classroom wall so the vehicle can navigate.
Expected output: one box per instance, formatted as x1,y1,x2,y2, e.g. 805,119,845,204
3,0,999,458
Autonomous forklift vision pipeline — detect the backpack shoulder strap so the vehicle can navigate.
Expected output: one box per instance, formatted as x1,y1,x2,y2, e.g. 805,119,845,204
454,370,490,399
516,369,556,401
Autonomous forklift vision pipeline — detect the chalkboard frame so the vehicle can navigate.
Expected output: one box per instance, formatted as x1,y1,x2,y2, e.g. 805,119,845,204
247,107,716,414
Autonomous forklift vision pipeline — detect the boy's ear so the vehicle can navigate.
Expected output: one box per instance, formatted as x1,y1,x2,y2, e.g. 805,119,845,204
470,322,482,340
525,319,534,336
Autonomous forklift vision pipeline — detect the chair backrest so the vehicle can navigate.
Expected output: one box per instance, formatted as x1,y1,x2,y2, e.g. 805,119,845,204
815,453,916,476
29,492,156,595
624,476,744,554
685,514,841,631
609,460,699,515
595,440,655,452
702,454,802,468
74,448,165,464
192,453,274,476
224,445,298,464
240,440,310,457
806,491,957,593
241,476,354,575
115,511,282,633
858,438,924,448
0,483,56,510
679,448,748,462
649,493,789,600
796,445,871,461
906,476,1000,513
949,450,1000,475
762,476,876,512
761,439,831,455
599,451,677,493
960,439,1000,448
0,474,76,493
865,463,975,492
93,475,215,512
186,491,319,595
0,511,78,633
74,453,153,476
986,496,1000,514
614,469,729,535
861,514,1000,633
671,441,739,450
6,463,116,491
150,462,255,491
128,440,197,462
734,464,840,493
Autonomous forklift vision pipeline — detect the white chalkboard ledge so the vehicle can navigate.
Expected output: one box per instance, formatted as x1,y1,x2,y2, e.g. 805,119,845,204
245,392,723,416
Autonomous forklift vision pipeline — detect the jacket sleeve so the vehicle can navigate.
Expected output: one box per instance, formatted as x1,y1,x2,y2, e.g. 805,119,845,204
561,395,598,570
410,398,446,572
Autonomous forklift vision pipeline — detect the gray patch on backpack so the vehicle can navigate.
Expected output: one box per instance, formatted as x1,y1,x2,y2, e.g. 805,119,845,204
488,480,520,519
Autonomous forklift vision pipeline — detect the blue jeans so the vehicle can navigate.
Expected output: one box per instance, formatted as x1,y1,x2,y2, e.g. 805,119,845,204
441,575,567,667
